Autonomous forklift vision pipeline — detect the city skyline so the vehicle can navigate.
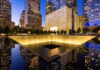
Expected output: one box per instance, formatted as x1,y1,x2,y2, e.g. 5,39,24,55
0,1,100,70
9,0,100,27
9,0,46,26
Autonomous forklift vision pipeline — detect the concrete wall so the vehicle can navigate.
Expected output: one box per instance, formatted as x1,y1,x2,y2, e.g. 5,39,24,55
44,6,72,31
74,13,80,31
9,35,95,45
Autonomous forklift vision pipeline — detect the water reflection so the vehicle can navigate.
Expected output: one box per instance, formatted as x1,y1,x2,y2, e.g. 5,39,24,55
9,44,25,70
84,37,100,70
0,38,14,70
0,37,100,70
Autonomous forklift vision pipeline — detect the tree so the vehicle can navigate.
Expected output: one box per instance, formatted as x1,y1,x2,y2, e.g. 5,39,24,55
69,29,76,34
53,31,56,34
57,31,60,34
4,26,10,34
60,30,64,34
64,31,67,35
0,26,3,34
93,26,100,33
77,28,81,33
11,26,20,34
83,27,89,33
47,30,51,34
60,30,67,35
43,30,48,34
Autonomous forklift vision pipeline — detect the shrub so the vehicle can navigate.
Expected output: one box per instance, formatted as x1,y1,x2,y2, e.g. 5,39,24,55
83,27,89,33
69,29,76,34
77,28,81,33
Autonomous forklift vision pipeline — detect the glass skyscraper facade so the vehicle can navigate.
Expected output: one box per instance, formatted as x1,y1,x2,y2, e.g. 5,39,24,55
85,0,100,26
46,0,77,14
47,0,76,9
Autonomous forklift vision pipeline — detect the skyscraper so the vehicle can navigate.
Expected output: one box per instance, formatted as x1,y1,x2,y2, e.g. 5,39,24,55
0,0,11,21
19,10,25,28
85,0,100,26
46,0,75,14
0,0,14,29
25,0,42,30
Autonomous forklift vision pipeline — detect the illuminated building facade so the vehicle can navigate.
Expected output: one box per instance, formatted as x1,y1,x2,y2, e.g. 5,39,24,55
25,0,42,30
0,0,14,29
19,10,25,28
85,0,100,26
44,0,84,32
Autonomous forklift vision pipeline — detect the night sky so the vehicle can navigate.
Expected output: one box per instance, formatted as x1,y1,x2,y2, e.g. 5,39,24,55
9,0,100,27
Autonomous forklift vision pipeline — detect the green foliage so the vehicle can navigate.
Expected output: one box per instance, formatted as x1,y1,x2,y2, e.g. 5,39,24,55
93,26,100,33
2,26,68,35
69,29,76,34
47,30,52,34
93,37,100,44
77,28,81,33
34,30,44,34
11,26,20,34
57,31,60,34
43,30,48,34
4,26,10,34
83,27,89,33
0,26,3,34
60,30,67,34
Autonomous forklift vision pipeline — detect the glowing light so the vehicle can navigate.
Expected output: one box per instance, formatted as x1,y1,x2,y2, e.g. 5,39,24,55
28,31,31,34
96,64,98,66
91,53,94,55
98,31,100,34
50,48,60,56
85,59,88,64
98,55,100,57
85,56,87,58
91,58,94,60
50,27,58,31
98,38,100,41
95,8,99,10
87,67,90,70
9,35,95,45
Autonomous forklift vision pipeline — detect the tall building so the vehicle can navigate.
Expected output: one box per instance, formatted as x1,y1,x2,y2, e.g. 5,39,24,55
85,0,100,26
19,10,25,28
0,0,11,21
0,0,14,29
25,0,42,30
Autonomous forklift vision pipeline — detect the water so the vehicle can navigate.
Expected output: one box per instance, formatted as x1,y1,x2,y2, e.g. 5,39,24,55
0,37,100,70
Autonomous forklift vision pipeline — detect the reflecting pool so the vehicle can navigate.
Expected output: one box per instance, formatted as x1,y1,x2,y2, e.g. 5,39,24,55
0,37,100,70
